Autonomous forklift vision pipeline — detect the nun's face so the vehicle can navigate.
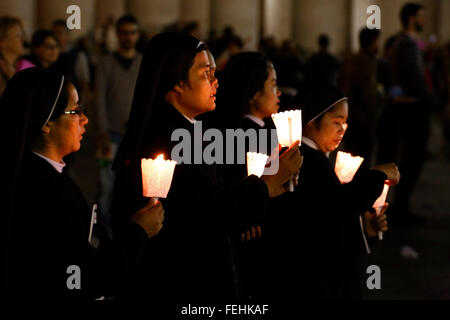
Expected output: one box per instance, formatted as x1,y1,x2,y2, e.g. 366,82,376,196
49,84,88,157
308,101,348,153
250,65,281,119
178,50,218,117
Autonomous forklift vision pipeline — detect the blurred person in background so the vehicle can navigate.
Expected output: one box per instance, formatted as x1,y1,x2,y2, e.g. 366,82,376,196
95,15,142,234
338,28,381,166
378,3,433,224
305,34,340,86
0,16,24,96
17,30,60,71
52,19,91,106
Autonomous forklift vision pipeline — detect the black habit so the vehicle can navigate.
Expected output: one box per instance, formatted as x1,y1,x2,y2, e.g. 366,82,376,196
111,101,269,302
271,143,386,300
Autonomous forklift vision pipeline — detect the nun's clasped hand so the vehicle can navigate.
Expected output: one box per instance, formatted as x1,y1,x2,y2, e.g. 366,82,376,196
261,140,303,197
364,203,389,238
130,198,165,239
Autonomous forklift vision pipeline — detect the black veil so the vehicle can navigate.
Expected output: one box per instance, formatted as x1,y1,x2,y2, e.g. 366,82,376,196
1,68,66,289
295,83,347,127
214,52,271,129
113,32,207,171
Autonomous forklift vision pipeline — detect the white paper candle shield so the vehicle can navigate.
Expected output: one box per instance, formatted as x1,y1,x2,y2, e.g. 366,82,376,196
247,152,269,178
271,110,302,147
271,110,302,192
334,151,364,184
141,154,177,198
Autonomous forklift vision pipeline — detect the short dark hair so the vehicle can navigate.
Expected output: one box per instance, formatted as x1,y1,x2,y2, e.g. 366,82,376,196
116,15,139,31
52,19,68,30
318,34,330,48
181,21,198,35
400,3,424,28
31,29,58,48
359,28,380,49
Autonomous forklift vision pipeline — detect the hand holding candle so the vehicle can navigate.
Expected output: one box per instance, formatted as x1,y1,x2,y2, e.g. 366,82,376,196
247,152,269,178
373,183,390,240
141,154,177,199
334,151,364,184
271,110,302,191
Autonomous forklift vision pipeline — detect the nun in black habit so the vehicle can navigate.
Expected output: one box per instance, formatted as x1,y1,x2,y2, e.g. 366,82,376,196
276,84,398,300
1,68,164,300
214,52,289,300
110,33,302,302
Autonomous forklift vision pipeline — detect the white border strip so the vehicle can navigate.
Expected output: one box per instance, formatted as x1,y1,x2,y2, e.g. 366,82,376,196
307,97,348,125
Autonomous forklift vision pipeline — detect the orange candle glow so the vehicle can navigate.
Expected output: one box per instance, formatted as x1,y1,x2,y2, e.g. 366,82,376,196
373,183,389,210
373,183,389,240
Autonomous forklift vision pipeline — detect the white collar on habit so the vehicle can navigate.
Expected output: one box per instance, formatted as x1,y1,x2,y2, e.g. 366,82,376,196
181,113,196,124
302,136,330,158
33,152,66,173
243,114,265,128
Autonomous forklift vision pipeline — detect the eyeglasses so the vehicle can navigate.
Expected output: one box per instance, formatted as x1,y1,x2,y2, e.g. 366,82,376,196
118,30,139,36
63,105,85,116
42,43,59,50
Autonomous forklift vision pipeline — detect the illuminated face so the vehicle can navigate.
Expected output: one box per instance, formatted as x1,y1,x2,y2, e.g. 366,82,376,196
48,84,88,157
307,100,348,153
250,65,281,119
206,50,216,79
177,50,219,117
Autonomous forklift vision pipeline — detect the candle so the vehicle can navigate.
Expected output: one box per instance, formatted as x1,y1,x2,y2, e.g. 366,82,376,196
271,110,302,191
141,154,177,199
334,151,364,184
271,110,302,148
247,152,269,178
373,183,389,240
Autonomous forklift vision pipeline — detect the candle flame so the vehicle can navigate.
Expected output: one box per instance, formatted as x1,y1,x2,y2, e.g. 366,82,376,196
156,154,165,161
